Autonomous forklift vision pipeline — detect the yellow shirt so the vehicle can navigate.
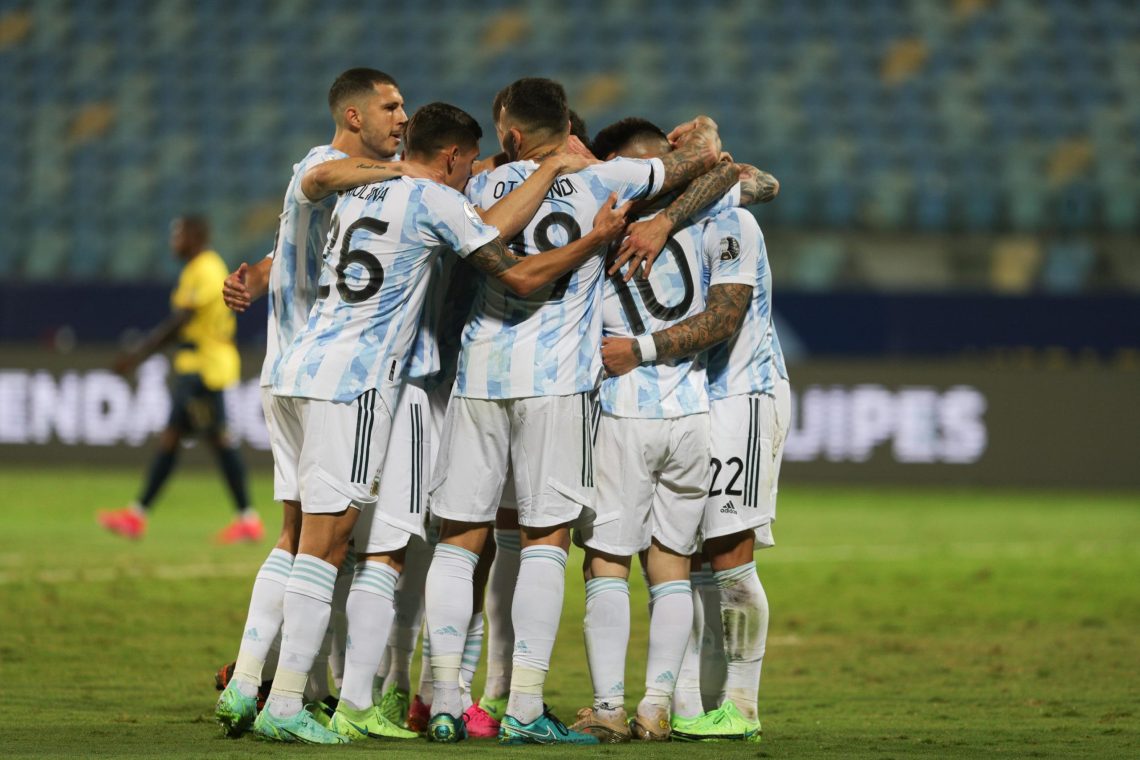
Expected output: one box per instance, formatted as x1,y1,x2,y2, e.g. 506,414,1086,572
170,250,240,390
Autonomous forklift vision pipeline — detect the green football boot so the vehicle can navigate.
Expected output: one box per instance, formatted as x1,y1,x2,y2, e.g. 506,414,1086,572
329,702,419,740
499,706,600,745
670,700,761,742
428,712,468,743
306,697,337,728
214,680,258,738
478,694,508,722
378,685,411,727
252,706,351,744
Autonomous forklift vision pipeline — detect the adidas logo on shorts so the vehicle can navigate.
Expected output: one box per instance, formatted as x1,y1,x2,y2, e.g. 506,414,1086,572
720,500,738,515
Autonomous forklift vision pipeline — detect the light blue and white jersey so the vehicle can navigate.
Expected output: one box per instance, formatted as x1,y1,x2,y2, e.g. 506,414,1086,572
403,254,477,389
259,145,348,387
599,182,741,417
456,156,665,399
702,207,787,400
272,177,499,404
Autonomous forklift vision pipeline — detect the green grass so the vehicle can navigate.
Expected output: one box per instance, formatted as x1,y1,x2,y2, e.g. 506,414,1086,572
0,468,1137,758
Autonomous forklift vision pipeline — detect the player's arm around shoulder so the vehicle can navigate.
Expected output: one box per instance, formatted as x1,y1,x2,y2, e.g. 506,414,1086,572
465,192,630,297
300,157,418,202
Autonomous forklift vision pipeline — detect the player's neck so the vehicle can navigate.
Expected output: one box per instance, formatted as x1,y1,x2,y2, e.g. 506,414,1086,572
517,137,567,163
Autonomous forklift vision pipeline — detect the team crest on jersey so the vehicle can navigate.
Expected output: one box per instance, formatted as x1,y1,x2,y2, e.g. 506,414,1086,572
463,202,483,226
719,236,741,261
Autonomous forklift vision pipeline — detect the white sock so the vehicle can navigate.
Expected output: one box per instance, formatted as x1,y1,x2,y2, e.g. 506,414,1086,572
425,543,478,718
381,538,429,694
484,528,520,701
696,566,727,710
418,620,433,703
715,562,768,721
673,571,707,718
266,554,337,718
583,576,629,713
233,548,293,698
339,561,400,711
460,611,485,712
507,546,567,724
640,580,693,713
306,627,331,701
328,550,355,691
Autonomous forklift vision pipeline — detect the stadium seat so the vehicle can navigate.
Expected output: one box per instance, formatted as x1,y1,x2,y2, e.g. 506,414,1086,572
0,1,1136,282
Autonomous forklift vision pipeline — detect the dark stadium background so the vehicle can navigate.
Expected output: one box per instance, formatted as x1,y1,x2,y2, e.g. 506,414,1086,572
1,0,1136,486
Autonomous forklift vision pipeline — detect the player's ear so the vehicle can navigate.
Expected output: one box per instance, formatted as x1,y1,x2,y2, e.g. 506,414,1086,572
343,104,362,130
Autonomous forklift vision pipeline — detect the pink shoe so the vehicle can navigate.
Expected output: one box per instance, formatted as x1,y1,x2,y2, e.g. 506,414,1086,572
407,694,431,733
215,514,264,544
98,507,146,540
462,703,501,739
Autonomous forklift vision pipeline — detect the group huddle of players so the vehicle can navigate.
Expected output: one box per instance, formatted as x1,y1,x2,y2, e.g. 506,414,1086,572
212,67,788,746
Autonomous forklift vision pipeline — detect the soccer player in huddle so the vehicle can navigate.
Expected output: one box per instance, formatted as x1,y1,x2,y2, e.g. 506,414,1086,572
252,100,630,744
215,67,415,738
569,117,743,741
99,215,255,543
599,123,788,742
423,76,723,745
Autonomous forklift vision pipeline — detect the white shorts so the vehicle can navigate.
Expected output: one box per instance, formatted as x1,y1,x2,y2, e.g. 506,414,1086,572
262,386,300,504
702,379,791,547
268,390,394,515
429,392,598,529
579,412,710,557
354,380,448,554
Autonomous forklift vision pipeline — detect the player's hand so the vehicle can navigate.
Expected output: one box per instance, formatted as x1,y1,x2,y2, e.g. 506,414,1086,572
607,213,672,281
601,336,641,377
565,134,596,160
223,263,251,312
667,115,719,147
591,192,631,244
545,151,597,176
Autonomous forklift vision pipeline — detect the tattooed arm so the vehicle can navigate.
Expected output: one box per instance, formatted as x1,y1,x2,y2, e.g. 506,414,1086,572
301,158,440,201
608,162,742,280
656,115,722,194
466,193,629,297
737,164,779,205
600,283,751,377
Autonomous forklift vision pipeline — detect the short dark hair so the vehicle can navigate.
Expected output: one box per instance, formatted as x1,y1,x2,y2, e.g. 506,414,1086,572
404,102,483,157
176,214,210,242
328,68,399,119
491,86,508,125
500,77,569,136
591,117,669,160
568,109,592,154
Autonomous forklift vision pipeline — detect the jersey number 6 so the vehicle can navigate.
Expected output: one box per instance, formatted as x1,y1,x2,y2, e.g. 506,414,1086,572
335,217,389,304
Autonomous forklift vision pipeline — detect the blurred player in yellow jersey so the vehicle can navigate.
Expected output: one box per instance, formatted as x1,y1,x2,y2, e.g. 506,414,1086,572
99,215,261,543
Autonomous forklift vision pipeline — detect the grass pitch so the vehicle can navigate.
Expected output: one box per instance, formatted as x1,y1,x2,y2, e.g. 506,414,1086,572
0,467,1136,759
